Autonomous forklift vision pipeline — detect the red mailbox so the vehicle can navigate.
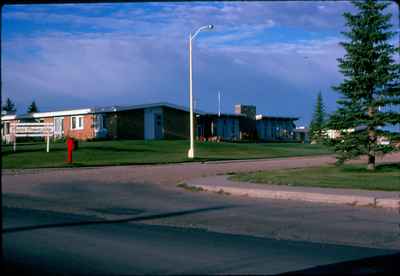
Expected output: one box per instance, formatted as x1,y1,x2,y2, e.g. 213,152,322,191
67,137,75,163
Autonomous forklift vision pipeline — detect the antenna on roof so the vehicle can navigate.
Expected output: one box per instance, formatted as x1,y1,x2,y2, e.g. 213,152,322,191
218,91,221,117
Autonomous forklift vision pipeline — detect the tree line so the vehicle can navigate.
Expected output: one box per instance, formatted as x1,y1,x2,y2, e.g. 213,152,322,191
2,98,39,114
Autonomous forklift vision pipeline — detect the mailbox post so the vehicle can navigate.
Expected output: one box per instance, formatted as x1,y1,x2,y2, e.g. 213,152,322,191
67,137,75,163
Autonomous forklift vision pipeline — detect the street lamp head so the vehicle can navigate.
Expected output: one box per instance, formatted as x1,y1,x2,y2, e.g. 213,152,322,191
208,24,214,30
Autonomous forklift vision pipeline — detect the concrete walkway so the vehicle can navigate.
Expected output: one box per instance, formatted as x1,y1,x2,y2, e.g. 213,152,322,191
187,175,400,210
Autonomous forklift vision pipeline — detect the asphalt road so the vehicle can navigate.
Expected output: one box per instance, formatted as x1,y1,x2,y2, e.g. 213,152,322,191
3,154,400,274
3,207,397,275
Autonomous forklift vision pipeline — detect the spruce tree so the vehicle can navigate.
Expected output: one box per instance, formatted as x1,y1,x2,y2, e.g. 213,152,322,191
2,98,16,113
309,92,326,143
27,101,39,113
328,0,400,170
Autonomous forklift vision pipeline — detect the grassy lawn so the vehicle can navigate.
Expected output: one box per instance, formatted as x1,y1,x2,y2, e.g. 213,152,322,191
229,164,400,191
1,140,332,169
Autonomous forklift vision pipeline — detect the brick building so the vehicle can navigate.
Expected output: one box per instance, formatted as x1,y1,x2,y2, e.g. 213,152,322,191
2,101,301,143
1,103,193,142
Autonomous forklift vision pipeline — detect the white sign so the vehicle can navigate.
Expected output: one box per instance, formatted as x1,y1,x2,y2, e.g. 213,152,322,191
11,123,54,152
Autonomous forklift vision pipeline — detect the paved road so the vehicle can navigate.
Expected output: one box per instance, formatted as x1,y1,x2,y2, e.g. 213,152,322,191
4,175,400,250
3,207,397,275
3,153,400,274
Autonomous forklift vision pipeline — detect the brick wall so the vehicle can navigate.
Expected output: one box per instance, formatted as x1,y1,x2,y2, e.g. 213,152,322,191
63,114,95,140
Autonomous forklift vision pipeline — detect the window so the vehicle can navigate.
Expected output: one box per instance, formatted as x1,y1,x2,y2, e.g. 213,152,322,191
71,116,84,130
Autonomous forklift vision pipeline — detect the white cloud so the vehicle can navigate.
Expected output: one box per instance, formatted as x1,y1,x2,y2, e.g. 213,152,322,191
2,1,398,124
3,29,345,124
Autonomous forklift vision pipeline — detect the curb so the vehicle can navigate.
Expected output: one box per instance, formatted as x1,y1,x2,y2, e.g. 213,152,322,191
375,198,400,209
186,177,400,210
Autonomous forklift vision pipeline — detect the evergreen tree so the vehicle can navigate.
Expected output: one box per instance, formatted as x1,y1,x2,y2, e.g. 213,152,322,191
327,0,400,170
2,98,16,113
309,92,326,143
27,101,39,113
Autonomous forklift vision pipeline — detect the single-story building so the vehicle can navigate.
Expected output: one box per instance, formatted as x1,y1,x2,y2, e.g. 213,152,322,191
294,126,310,143
196,113,242,141
1,113,17,144
1,102,195,142
2,101,302,143
195,111,299,142
255,114,298,141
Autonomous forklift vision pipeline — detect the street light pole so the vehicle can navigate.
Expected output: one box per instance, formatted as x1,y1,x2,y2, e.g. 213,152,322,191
188,32,194,158
188,25,214,159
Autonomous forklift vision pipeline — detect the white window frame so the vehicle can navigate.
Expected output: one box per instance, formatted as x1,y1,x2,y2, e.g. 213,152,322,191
71,116,84,130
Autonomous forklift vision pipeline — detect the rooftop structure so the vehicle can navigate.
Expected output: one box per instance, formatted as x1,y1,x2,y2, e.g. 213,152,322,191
235,104,256,119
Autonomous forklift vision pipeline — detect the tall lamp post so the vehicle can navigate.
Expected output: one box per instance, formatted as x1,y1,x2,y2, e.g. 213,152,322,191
188,24,214,159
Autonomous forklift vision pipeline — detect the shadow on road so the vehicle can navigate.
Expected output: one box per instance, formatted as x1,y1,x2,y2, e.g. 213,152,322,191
2,205,235,234
279,252,400,275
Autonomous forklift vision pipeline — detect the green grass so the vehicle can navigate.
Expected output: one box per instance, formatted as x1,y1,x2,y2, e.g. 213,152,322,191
229,164,400,191
1,140,332,169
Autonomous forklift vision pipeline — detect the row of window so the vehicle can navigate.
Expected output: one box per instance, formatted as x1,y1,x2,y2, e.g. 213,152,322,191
53,116,84,131
66,115,106,131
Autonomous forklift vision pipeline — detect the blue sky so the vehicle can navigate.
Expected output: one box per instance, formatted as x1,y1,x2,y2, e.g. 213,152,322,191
2,1,399,126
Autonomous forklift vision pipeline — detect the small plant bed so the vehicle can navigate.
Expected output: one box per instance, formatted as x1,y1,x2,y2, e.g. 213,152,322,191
229,164,400,191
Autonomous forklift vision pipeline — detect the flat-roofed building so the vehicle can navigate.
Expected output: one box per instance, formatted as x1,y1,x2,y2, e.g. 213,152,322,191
2,101,301,143
196,113,241,141
1,102,194,142
256,114,298,141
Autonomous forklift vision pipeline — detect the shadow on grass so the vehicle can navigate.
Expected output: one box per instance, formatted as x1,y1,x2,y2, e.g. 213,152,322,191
1,146,158,156
80,146,157,153
376,163,400,171
1,147,66,156
2,205,235,234
340,163,400,173
2,142,47,147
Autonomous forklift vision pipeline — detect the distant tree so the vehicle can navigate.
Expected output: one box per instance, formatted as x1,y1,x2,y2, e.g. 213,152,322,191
327,0,400,170
309,92,326,143
2,98,16,113
27,101,39,113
